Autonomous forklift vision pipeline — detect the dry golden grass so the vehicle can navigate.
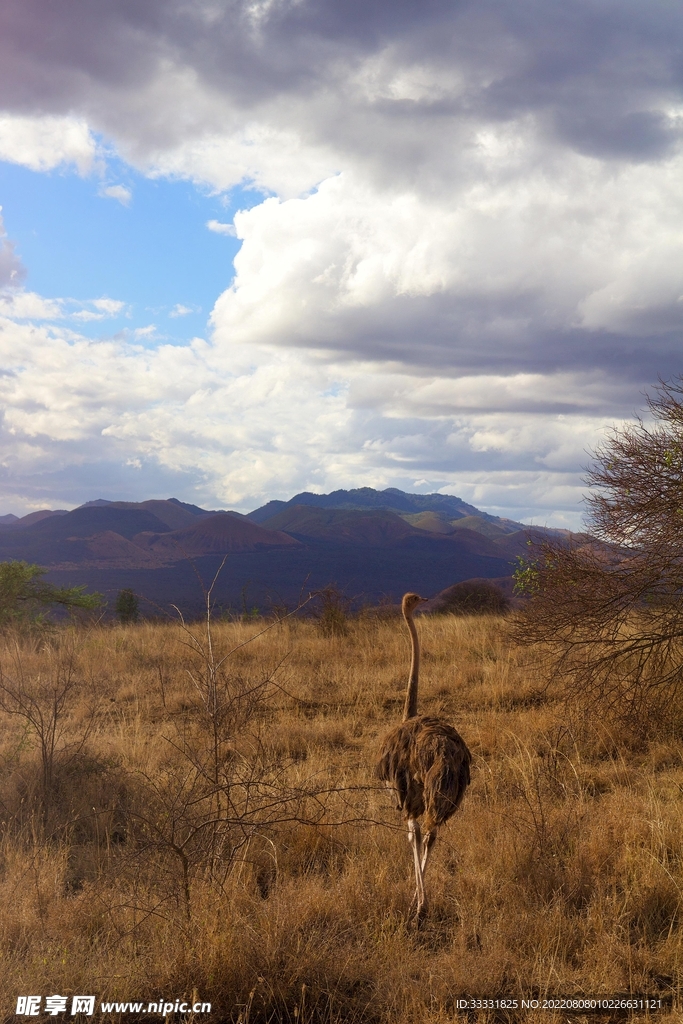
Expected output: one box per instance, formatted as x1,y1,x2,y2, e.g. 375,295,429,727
0,612,682,1022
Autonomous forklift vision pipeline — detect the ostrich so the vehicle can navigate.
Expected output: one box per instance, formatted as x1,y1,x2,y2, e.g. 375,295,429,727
376,593,471,925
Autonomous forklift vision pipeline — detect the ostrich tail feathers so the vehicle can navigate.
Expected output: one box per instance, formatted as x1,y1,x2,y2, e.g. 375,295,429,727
423,748,471,826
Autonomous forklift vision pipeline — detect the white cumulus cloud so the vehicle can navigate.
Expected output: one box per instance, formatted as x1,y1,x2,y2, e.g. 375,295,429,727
206,219,236,236
0,307,634,526
0,114,97,174
99,184,132,205
0,291,126,323
0,291,64,320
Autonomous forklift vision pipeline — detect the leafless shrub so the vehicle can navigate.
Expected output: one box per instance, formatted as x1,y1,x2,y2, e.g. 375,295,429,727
312,586,350,637
512,375,683,730
0,632,102,831
123,567,357,919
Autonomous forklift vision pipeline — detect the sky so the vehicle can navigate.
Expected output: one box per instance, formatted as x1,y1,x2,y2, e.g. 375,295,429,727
0,1,682,526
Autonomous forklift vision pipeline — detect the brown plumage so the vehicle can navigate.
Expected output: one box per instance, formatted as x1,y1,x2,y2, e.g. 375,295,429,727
376,592,471,924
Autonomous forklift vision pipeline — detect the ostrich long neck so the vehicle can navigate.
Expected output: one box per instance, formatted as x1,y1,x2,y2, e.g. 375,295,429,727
402,608,420,720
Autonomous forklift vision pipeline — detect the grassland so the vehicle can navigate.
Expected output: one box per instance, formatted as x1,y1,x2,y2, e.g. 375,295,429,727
0,611,682,1022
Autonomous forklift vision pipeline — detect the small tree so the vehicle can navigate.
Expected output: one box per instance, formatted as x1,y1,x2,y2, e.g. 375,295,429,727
115,588,139,624
512,376,683,727
0,561,101,625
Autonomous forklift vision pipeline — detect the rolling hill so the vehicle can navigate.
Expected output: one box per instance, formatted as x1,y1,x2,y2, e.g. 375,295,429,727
133,513,301,558
260,506,426,545
247,486,504,524
0,489,559,616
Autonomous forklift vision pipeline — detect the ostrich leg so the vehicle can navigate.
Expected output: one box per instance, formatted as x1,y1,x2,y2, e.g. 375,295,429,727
420,828,437,875
407,818,426,922
408,828,438,921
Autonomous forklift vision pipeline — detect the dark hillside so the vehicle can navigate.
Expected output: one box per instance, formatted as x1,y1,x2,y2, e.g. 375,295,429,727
400,511,458,534
248,486,496,522
167,497,224,516
133,513,301,558
0,506,171,563
0,509,69,529
109,499,200,531
262,506,424,545
45,537,513,617
247,499,288,523
28,505,170,540
492,526,572,560
400,526,510,559
451,515,522,538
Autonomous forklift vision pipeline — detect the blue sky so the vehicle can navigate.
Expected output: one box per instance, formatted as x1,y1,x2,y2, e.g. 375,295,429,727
0,157,256,344
0,0,682,524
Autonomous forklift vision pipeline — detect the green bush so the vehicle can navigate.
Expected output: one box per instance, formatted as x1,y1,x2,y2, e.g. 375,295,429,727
115,588,139,624
0,560,101,625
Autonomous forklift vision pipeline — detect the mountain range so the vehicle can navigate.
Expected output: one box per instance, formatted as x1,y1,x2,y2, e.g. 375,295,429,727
0,489,566,616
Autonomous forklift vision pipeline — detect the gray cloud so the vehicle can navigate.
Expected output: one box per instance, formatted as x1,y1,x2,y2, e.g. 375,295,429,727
554,110,682,162
2,1,682,163
271,295,683,384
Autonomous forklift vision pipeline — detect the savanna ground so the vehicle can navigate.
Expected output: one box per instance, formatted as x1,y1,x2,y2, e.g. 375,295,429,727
1,610,683,1023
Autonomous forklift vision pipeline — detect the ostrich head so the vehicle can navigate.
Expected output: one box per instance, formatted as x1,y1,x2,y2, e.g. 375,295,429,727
402,593,427,617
